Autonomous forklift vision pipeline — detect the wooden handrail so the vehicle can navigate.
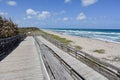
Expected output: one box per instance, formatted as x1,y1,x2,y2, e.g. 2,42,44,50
35,37,85,80
0,35,26,60
40,34,120,80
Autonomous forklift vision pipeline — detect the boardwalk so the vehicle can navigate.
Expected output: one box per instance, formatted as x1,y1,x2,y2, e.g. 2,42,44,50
37,36,108,80
0,37,43,80
0,36,113,80
39,43,75,80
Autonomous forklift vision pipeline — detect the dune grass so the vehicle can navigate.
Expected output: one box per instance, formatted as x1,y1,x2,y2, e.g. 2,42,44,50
74,45,82,50
113,56,120,61
38,30,72,44
18,27,40,34
93,49,105,54
51,35,72,44
18,28,72,44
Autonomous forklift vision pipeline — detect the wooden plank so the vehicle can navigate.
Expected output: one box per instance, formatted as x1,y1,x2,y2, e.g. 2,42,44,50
37,36,108,80
0,37,43,80
39,43,75,80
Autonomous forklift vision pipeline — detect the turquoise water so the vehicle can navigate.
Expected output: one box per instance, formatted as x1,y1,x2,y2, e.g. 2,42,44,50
44,28,120,43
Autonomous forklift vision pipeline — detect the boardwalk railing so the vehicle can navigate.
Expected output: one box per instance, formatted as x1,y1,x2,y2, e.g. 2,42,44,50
39,34,120,80
0,35,26,60
34,36,85,80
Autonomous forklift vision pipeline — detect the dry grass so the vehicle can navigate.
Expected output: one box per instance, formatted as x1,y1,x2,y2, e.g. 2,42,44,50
113,56,120,61
38,30,73,44
74,45,82,50
93,49,105,54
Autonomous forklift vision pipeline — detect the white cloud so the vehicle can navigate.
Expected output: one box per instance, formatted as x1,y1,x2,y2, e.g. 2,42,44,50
63,17,69,21
26,8,37,15
38,11,51,19
7,1,17,6
81,0,98,7
0,12,8,16
25,9,51,20
27,16,32,19
65,0,71,3
76,12,86,20
54,10,66,16
24,16,32,20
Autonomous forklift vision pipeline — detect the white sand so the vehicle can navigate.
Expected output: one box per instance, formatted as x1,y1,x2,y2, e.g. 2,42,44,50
43,30,120,68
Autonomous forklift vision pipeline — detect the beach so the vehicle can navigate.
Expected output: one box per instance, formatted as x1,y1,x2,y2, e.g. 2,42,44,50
43,29,120,68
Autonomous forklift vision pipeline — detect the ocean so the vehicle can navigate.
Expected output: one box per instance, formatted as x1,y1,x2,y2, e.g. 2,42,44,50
44,28,120,43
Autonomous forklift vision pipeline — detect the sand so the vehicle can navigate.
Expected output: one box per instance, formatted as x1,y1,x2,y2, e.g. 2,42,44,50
43,30,120,68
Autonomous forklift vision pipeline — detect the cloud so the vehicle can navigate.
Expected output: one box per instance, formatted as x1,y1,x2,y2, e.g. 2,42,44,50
26,8,37,15
53,10,66,16
27,16,32,19
63,17,69,21
24,16,32,20
65,0,71,3
76,12,86,20
25,9,51,20
38,11,51,20
0,12,8,16
81,0,98,7
7,1,17,6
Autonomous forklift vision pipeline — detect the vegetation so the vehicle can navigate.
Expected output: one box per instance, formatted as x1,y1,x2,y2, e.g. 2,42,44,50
0,16,18,38
39,30,72,44
0,15,71,44
113,56,120,61
50,34,72,44
18,27,40,34
74,45,82,50
15,26,72,44
93,49,105,54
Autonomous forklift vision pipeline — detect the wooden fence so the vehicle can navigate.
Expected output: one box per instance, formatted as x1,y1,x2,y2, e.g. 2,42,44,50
40,34,120,80
0,35,26,61
34,36,85,80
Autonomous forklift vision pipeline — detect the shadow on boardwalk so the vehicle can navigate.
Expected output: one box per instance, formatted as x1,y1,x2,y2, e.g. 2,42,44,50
0,35,26,61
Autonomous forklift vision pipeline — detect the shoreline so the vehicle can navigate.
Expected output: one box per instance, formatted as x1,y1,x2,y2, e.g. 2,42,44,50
42,29,120,68
49,29,120,45
42,29,120,45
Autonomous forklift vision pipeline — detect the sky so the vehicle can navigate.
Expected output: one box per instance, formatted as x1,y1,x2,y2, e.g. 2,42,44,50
0,0,120,29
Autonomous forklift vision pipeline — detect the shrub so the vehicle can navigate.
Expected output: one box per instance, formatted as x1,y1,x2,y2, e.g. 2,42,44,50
113,56,120,61
93,49,105,54
0,16,18,38
74,45,82,50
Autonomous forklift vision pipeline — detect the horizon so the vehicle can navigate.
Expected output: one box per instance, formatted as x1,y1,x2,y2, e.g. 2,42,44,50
41,27,120,30
0,0,120,29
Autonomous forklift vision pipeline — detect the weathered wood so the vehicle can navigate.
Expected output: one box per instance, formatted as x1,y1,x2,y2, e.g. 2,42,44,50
40,34,120,80
0,35,26,61
35,37,83,80
0,37,44,80
37,36,108,80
